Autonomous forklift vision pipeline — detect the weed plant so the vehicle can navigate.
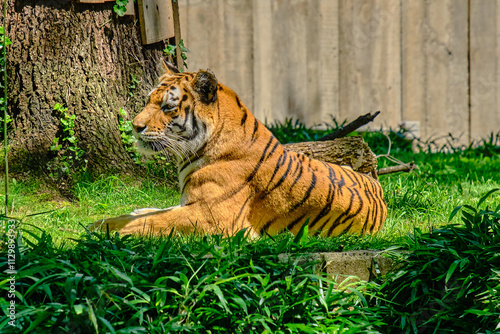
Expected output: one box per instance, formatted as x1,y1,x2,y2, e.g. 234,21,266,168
373,189,500,333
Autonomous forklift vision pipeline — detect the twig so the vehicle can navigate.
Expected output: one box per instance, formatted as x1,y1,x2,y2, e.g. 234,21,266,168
318,111,381,141
98,18,112,29
377,162,416,176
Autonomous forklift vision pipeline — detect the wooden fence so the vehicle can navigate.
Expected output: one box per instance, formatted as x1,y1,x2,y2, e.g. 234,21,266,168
178,0,500,145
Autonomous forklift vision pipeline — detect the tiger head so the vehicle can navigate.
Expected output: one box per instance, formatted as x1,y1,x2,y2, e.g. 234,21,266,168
132,61,219,162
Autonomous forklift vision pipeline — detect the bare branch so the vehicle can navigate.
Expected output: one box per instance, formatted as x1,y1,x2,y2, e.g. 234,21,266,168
377,162,417,176
318,111,381,141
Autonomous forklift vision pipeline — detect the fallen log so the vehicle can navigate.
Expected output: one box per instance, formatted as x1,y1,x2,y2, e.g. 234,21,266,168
284,136,378,176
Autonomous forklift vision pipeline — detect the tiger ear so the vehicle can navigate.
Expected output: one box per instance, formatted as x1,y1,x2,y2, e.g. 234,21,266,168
193,70,218,104
160,59,180,77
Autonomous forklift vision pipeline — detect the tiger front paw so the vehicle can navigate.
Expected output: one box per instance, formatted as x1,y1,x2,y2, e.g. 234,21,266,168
88,214,139,233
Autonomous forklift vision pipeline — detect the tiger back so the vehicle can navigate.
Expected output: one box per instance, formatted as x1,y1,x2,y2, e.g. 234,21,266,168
89,62,387,237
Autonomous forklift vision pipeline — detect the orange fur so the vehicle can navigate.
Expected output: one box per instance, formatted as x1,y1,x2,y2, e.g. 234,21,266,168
89,64,387,236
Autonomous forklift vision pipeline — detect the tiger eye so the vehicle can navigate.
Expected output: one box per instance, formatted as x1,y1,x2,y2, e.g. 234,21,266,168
162,101,177,112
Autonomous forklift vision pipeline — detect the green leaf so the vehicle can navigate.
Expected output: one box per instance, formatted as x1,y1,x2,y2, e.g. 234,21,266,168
22,311,51,334
97,316,117,334
448,205,463,222
114,4,127,16
477,188,500,208
178,39,190,53
110,266,134,286
74,304,84,315
206,284,230,313
86,298,99,333
163,44,176,56
293,217,309,247
445,259,460,284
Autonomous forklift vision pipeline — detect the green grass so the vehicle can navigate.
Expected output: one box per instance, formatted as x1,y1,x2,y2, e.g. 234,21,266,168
1,192,499,333
1,120,500,333
2,128,499,246
0,227,389,333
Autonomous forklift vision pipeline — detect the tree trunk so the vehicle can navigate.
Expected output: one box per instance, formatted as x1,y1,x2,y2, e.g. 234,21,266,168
3,0,164,176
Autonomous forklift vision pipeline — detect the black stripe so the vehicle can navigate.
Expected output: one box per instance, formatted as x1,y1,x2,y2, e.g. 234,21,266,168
266,153,294,194
265,150,288,192
180,174,193,195
236,96,242,108
290,173,317,212
361,208,372,234
217,137,279,203
336,175,346,195
364,190,378,234
316,217,333,236
250,119,259,143
336,188,364,235
234,197,251,224
290,164,304,190
370,195,386,234
182,106,191,128
290,156,301,177
327,189,355,236
247,138,280,183
178,156,201,175
178,142,207,173
241,110,248,126
343,169,358,186
286,214,306,233
259,218,276,234
189,112,199,140
309,183,334,230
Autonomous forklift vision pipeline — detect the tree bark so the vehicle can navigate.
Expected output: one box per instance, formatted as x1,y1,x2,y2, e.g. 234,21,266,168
284,136,378,175
3,0,164,176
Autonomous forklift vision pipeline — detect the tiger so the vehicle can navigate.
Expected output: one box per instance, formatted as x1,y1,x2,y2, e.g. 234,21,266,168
89,61,387,237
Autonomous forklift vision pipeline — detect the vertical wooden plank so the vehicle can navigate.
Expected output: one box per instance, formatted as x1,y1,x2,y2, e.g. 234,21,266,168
254,0,339,127
427,0,469,147
178,0,253,110
316,0,340,126
305,0,321,126
267,0,309,124
339,0,401,130
252,0,273,122
177,0,227,78
470,0,500,143
125,0,135,16
137,0,175,44
401,0,425,139
171,0,183,70
221,0,254,112
402,0,469,147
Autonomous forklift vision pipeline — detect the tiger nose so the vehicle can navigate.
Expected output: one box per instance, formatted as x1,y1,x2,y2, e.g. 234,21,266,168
132,118,147,134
